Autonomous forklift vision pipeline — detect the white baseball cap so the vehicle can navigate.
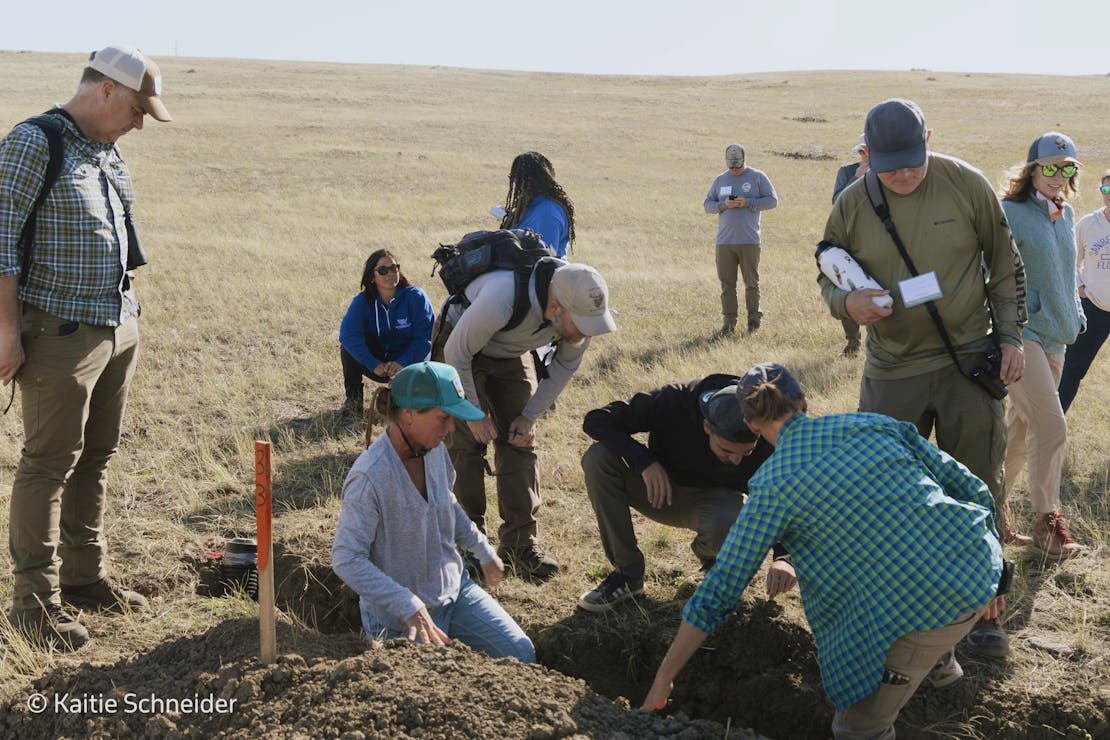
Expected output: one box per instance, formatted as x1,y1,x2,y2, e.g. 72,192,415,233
88,45,172,122
549,263,617,337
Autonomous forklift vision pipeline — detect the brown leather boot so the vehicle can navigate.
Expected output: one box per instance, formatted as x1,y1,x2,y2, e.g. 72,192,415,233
61,577,148,613
1032,512,1084,559
998,510,1032,546
8,603,90,650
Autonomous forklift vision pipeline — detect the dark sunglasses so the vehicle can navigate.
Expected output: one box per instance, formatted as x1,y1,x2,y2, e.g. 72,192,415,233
375,264,401,275
1099,184,1110,195
1041,163,1077,178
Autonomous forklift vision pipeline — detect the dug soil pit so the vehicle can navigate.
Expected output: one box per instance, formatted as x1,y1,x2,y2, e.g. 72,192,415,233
191,555,1108,739
0,617,756,739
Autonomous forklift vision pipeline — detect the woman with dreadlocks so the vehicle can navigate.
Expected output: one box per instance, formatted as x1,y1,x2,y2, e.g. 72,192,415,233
500,151,576,258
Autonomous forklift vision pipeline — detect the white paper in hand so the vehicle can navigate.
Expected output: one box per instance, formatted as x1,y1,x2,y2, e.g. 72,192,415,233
817,246,894,308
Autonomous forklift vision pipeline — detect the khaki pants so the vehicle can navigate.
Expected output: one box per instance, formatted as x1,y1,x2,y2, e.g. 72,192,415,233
445,353,540,548
832,608,984,739
1003,340,1066,514
859,360,1006,502
8,306,139,611
581,443,742,579
715,243,761,326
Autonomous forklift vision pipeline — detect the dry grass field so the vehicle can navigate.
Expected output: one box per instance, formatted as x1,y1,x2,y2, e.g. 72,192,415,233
0,50,1107,738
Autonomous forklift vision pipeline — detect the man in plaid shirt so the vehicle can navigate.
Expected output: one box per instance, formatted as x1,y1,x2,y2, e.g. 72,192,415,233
0,46,171,650
643,364,1004,739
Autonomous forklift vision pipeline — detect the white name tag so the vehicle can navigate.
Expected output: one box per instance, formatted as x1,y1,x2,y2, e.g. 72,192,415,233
899,272,943,308
719,186,733,197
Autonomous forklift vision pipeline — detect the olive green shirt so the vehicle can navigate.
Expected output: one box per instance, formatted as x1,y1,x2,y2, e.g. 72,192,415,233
818,153,1025,380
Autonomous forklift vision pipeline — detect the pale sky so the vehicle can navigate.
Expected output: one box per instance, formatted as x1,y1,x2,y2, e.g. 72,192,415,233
3,0,1106,77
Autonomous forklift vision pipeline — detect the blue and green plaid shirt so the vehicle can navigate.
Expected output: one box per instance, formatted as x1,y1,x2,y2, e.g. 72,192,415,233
0,109,139,326
683,412,1002,710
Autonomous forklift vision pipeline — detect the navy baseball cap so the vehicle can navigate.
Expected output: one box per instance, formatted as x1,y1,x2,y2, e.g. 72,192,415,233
699,385,758,443
735,363,805,406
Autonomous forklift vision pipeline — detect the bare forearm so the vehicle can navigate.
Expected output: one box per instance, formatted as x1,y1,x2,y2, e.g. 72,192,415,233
642,620,709,711
655,621,707,686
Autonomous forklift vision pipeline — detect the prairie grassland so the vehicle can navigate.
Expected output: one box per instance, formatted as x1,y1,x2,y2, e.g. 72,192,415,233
0,50,1107,733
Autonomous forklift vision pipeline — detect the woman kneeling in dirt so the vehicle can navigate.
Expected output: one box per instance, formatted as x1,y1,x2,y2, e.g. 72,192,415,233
643,363,1005,739
332,361,536,662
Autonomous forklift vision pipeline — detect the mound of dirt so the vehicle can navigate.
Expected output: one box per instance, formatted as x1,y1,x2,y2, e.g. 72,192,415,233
537,594,831,739
0,618,759,739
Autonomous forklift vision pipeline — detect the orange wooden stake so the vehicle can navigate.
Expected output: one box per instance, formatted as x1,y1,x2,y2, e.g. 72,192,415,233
255,441,276,664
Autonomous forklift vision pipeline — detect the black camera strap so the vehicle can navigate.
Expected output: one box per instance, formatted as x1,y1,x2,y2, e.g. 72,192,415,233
862,170,1003,380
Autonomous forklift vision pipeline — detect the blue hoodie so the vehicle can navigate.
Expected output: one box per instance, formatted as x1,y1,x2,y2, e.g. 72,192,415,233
339,285,434,371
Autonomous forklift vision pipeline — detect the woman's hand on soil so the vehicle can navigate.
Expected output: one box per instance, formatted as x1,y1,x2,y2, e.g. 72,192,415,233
640,679,673,713
766,560,797,599
406,607,450,646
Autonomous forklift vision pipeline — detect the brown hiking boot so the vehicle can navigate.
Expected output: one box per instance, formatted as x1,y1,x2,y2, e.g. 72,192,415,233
8,603,89,650
719,320,736,337
498,545,559,583
998,511,1032,546
840,339,861,358
1032,512,1084,559
62,578,148,613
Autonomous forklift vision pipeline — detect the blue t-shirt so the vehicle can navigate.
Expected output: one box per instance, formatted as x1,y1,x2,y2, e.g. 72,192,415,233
517,195,569,257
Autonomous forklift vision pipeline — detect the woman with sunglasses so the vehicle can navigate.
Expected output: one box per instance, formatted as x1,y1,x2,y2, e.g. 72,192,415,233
1058,169,1110,413
332,361,535,662
997,133,1086,557
339,249,434,415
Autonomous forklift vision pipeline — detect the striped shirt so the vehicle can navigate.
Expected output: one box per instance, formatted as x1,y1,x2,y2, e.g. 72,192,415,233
683,412,1002,710
0,109,139,326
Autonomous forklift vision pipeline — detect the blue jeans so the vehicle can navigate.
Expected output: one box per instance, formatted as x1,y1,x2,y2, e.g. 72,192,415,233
361,572,535,663
1059,297,1110,413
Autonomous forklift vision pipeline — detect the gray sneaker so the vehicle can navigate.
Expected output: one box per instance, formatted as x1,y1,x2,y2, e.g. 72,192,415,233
8,603,90,651
962,616,1009,658
923,648,963,688
577,571,644,612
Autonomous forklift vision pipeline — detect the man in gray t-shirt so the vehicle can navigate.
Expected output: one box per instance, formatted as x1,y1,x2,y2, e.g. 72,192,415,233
703,143,778,334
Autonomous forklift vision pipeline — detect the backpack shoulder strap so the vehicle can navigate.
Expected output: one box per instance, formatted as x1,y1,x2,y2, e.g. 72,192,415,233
17,114,65,286
504,257,563,332
862,170,889,223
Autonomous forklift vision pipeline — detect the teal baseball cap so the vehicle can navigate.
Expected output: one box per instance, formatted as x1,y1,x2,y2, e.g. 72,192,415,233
391,362,485,421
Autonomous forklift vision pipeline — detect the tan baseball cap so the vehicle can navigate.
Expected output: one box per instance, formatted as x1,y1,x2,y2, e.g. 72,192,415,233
88,45,172,122
549,263,617,337
725,143,745,168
